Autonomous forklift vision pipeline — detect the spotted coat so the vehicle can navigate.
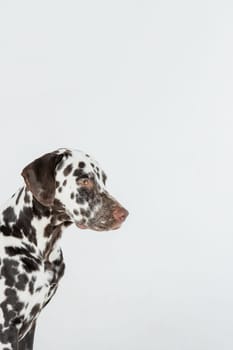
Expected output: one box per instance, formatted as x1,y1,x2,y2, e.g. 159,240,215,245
0,148,128,350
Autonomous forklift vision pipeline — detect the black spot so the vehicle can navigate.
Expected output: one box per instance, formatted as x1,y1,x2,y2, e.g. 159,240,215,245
21,257,39,273
58,187,62,193
70,192,74,200
15,301,24,312
1,288,19,329
0,225,12,236
79,161,86,168
73,209,79,216
63,180,67,186
1,258,19,287
63,164,73,176
30,303,40,318
15,273,29,291
16,187,24,205
5,246,41,267
11,225,23,239
55,181,60,188
73,168,84,178
5,288,16,297
28,276,36,295
58,262,65,279
5,246,29,256
64,221,71,227
17,206,37,245
3,207,16,223
90,163,95,168
12,316,23,325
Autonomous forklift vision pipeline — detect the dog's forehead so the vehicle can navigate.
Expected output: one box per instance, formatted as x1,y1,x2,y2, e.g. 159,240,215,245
64,149,101,170
56,148,106,186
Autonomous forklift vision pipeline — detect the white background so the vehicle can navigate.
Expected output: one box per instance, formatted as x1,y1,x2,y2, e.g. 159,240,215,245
0,1,233,349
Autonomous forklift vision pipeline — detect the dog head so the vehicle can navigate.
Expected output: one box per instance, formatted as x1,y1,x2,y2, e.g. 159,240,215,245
22,148,128,231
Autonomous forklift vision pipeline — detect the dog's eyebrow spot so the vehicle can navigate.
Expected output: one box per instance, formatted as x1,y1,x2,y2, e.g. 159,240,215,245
73,169,85,178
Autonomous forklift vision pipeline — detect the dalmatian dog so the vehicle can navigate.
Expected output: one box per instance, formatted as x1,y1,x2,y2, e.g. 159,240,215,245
0,148,128,350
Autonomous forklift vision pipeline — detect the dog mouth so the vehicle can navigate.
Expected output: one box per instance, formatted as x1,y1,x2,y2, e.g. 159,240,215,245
75,203,128,232
76,220,122,231
76,223,88,230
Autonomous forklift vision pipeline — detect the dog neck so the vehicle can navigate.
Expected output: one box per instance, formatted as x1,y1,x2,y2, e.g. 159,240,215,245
0,186,72,259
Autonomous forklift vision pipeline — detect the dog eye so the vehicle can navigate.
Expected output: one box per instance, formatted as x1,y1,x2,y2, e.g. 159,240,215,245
77,178,93,188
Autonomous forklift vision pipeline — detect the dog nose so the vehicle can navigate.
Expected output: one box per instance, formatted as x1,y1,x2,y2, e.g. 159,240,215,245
113,207,129,223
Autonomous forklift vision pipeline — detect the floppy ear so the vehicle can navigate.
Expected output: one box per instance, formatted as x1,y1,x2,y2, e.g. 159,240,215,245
21,151,64,207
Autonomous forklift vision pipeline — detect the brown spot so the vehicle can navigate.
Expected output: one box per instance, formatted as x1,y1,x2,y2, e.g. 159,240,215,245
63,164,73,176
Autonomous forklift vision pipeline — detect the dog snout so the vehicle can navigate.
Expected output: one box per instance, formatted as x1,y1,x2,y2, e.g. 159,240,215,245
112,206,129,223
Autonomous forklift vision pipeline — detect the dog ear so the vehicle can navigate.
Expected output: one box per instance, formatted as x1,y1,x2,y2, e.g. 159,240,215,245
21,152,64,207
